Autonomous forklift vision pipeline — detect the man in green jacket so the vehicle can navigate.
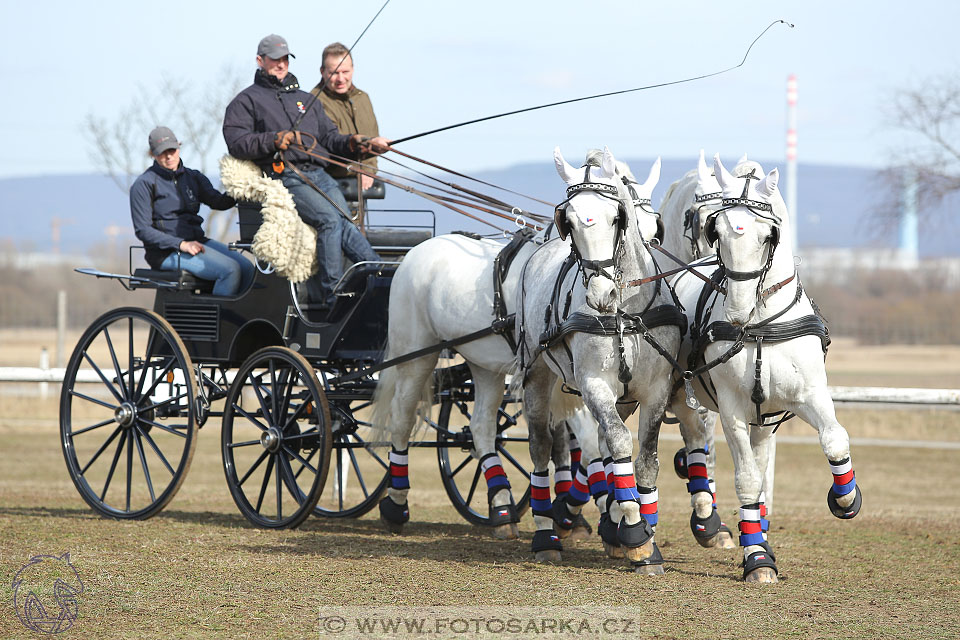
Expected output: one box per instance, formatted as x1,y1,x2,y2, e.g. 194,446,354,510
312,42,380,193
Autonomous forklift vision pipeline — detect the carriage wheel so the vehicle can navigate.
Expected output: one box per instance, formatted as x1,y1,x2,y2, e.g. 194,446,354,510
221,347,332,529
312,393,390,518
434,394,531,526
60,307,198,519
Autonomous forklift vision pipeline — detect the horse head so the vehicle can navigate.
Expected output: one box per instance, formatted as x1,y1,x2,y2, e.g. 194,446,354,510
553,146,660,313
710,155,785,326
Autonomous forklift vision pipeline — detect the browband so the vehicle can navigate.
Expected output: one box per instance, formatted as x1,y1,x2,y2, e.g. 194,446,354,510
694,192,722,203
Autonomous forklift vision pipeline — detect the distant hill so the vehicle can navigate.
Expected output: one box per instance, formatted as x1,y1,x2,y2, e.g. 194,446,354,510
2,160,956,258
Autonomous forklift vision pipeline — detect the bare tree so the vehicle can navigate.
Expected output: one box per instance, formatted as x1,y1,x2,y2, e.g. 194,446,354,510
83,65,247,240
884,75,960,214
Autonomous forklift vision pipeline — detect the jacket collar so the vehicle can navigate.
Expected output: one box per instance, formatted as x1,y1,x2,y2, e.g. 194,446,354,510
255,68,300,92
149,160,185,180
321,84,362,101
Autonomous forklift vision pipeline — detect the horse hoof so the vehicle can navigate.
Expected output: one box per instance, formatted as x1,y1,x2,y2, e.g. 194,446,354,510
603,540,625,558
555,525,573,540
534,550,562,564
379,515,405,535
568,524,591,542
623,539,655,563
634,563,665,576
744,567,778,584
492,522,520,540
716,526,737,549
827,485,862,519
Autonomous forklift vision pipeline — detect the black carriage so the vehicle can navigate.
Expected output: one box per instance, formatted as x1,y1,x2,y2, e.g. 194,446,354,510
59,187,531,529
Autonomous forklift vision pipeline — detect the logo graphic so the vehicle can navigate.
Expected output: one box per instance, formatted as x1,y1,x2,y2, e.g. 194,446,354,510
12,552,84,635
296,101,306,114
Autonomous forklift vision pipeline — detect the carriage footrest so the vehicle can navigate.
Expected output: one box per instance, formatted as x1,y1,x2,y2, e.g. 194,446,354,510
131,269,215,293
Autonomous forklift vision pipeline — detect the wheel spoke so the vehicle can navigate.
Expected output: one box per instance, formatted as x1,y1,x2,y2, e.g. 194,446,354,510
127,317,135,399
136,358,177,405
464,461,483,507
102,325,129,402
275,452,283,520
138,426,175,476
133,428,156,503
137,418,189,439
255,455,275,513
230,402,270,433
99,430,127,501
280,445,318,477
237,449,269,487
249,372,273,427
280,400,311,432
133,328,159,400
448,453,474,479
125,427,134,511
277,366,295,424
498,445,530,478
227,439,263,449
79,426,123,475
70,417,117,437
68,389,119,411
82,352,125,404
293,446,319,480
346,444,371,498
269,360,279,423
137,390,189,414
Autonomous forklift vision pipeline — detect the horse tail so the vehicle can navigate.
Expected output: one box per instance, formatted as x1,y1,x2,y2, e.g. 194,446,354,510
370,340,437,444
548,378,581,425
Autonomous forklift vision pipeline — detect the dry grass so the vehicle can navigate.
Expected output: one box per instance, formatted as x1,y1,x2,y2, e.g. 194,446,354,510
1,331,959,638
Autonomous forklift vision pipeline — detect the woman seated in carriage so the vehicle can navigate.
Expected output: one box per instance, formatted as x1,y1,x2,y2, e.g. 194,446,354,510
130,126,255,296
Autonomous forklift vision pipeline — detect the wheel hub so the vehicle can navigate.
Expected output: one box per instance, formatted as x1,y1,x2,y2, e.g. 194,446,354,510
115,403,136,428
260,427,282,452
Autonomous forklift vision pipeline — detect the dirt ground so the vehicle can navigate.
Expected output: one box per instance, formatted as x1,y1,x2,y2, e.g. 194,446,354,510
0,331,958,639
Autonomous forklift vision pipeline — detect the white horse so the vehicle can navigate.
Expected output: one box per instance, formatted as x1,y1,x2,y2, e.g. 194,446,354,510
515,147,683,571
372,229,541,538
668,155,862,583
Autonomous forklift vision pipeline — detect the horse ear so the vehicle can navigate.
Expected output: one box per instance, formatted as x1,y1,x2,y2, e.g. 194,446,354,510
554,146,578,184
713,154,734,191
697,149,711,183
641,156,661,191
758,167,779,196
600,146,617,179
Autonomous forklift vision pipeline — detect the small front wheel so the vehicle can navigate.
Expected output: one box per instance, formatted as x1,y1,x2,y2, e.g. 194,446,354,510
222,347,332,529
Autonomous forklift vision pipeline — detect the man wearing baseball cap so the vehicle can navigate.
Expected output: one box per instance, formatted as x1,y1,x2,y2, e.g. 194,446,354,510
223,34,389,311
130,126,255,296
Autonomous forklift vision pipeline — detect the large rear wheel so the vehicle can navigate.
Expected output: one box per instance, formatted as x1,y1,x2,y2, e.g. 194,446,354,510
60,307,198,519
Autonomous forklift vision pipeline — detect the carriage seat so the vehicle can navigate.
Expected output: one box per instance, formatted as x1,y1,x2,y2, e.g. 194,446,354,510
130,268,215,293
336,177,385,202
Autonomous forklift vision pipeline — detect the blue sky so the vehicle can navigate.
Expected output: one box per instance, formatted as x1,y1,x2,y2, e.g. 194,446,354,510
1,1,958,179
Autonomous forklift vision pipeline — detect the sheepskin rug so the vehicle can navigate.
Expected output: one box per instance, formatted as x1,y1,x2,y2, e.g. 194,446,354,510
219,155,317,283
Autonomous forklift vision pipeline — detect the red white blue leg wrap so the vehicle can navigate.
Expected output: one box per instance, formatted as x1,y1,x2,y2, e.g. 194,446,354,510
567,465,590,506
829,457,856,497
685,448,710,495
587,459,607,500
480,452,511,493
568,432,582,480
553,465,572,497
738,502,769,548
530,470,553,517
638,486,658,528
612,457,641,503
389,447,409,490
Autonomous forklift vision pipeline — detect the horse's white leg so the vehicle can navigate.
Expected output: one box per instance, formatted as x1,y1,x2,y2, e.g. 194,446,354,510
378,355,438,533
791,390,862,518
763,435,776,515
631,401,667,575
580,377,655,565
552,412,601,542
466,365,519,540
717,402,778,583
671,392,735,549
523,364,563,563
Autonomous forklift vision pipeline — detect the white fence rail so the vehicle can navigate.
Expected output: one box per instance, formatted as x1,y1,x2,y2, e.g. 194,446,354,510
1,367,958,407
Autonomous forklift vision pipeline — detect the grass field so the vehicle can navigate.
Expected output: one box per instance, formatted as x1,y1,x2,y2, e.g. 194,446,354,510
1,331,959,639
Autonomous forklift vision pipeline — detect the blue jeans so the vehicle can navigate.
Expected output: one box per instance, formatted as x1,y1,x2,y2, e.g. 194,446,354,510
280,167,379,305
160,238,256,296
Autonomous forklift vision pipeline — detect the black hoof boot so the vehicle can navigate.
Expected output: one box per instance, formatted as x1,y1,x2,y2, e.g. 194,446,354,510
631,542,665,575
673,447,688,479
743,549,778,583
551,495,578,533
532,529,563,563
618,516,654,563
827,485,862,519
488,500,520,539
690,508,722,547
378,496,409,533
